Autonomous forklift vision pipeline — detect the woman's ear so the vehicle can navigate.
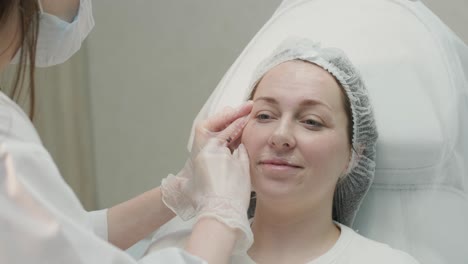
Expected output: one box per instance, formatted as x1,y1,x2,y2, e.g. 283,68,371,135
341,144,364,179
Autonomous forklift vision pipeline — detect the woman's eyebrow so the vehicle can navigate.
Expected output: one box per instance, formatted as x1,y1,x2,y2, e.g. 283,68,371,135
253,97,278,105
299,99,333,111
255,96,332,111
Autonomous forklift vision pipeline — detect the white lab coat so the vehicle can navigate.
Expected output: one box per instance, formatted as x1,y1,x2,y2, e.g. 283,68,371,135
2,0,208,261
0,92,206,263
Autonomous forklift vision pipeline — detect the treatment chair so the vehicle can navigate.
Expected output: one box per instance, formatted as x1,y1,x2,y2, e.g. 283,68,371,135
188,0,468,263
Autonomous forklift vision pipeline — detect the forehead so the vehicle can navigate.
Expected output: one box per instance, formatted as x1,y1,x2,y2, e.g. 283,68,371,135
253,60,346,111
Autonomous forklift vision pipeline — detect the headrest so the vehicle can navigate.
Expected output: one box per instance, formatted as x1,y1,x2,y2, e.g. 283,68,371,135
189,0,468,186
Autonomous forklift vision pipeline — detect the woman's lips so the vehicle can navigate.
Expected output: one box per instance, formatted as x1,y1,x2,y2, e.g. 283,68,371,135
258,159,303,171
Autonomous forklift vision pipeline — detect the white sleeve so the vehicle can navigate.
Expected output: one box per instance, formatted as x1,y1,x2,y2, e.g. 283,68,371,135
88,209,109,240
140,248,207,264
0,141,205,264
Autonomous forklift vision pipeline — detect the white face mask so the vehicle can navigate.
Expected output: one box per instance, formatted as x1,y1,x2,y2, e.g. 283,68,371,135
10,0,94,67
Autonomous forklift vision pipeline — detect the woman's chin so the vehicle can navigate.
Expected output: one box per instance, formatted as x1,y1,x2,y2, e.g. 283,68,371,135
252,174,300,199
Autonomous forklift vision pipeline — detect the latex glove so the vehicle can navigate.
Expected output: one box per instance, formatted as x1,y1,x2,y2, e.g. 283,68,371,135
161,102,253,252
161,101,253,220
192,101,253,155
186,140,252,254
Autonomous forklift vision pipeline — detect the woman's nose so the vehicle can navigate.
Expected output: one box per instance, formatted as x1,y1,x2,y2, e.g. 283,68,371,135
267,121,296,151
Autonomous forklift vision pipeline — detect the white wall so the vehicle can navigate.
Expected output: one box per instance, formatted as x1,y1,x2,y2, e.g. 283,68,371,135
86,0,467,208
86,0,282,208
422,0,468,42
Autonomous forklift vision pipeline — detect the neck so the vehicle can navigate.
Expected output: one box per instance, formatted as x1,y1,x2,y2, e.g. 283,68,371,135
248,199,340,263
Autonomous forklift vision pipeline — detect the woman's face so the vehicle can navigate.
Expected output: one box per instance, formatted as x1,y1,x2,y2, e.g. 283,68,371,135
242,60,351,207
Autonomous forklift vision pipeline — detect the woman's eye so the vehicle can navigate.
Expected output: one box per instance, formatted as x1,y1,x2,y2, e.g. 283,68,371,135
256,113,272,120
303,119,323,128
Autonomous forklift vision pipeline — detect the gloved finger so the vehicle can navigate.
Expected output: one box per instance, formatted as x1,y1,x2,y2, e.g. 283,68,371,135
234,144,251,196
192,101,253,154
200,118,244,150
236,143,248,157
202,137,232,155
227,136,242,153
201,101,253,134
236,144,250,165
216,115,250,147
231,144,250,174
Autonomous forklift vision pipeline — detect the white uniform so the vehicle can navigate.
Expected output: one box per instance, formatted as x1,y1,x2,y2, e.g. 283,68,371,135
0,93,208,264
1,0,207,262
146,217,419,264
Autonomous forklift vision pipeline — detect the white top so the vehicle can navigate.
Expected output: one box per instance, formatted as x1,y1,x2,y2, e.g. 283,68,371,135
146,217,420,264
232,224,419,264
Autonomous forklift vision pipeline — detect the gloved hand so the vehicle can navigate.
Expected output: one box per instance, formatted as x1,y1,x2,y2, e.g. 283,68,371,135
192,101,253,155
161,101,252,219
161,101,253,252
186,139,252,253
